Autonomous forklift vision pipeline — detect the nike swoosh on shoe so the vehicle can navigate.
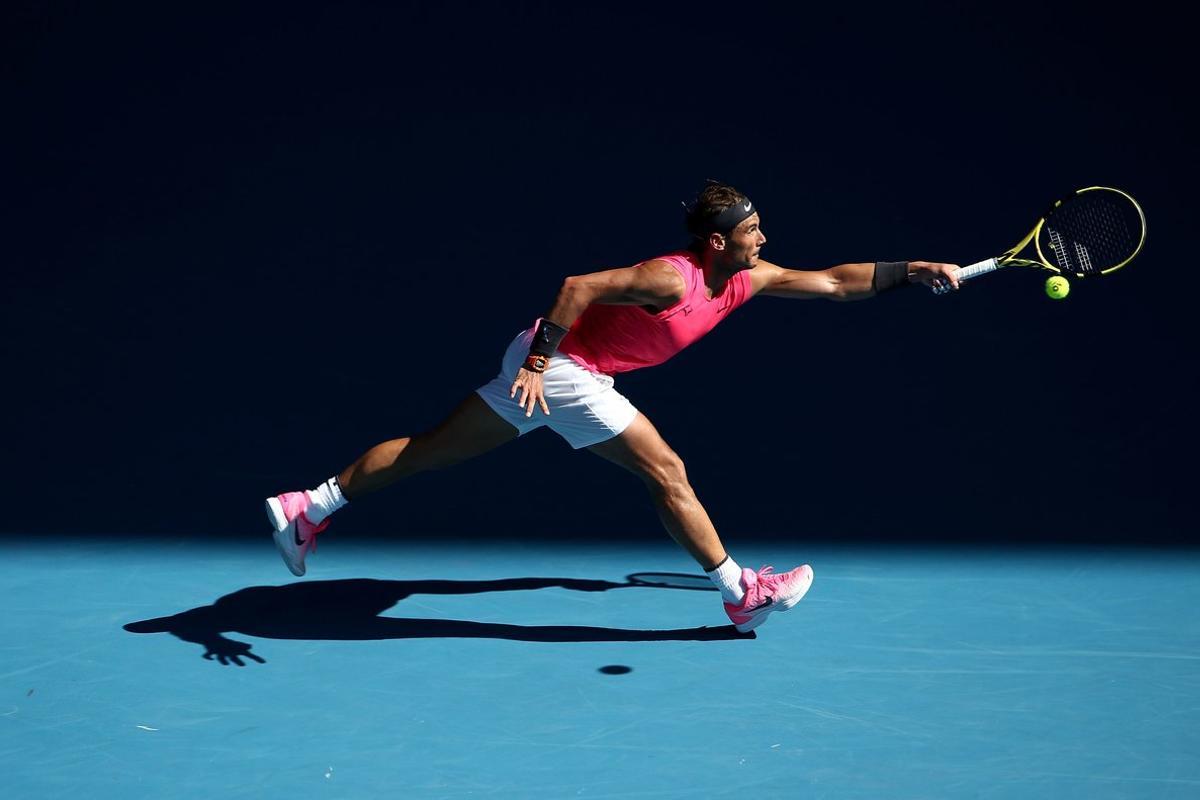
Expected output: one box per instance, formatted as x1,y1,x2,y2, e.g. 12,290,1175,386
744,596,773,614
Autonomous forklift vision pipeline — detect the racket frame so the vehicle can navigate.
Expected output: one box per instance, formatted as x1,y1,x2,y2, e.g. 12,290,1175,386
940,186,1146,292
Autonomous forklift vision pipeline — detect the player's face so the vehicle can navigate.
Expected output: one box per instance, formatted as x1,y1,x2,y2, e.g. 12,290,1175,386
721,214,766,270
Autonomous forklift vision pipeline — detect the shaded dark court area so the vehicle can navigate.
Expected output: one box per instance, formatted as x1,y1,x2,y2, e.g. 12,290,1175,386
3,1,1197,797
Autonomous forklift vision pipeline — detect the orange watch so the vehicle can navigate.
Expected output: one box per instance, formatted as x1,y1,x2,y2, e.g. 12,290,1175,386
523,354,549,373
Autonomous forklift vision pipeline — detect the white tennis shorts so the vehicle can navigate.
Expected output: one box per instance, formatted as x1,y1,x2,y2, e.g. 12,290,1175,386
475,327,639,449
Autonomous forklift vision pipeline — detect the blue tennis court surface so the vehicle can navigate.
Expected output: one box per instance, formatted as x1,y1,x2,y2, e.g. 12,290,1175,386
3,538,1198,798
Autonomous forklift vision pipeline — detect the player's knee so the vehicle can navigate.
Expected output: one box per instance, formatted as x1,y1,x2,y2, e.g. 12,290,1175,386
645,451,691,500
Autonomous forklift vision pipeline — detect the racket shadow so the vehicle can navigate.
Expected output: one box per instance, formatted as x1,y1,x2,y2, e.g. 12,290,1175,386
123,576,750,665
625,572,722,592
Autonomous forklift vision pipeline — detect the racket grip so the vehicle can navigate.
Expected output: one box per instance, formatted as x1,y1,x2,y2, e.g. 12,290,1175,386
932,258,999,294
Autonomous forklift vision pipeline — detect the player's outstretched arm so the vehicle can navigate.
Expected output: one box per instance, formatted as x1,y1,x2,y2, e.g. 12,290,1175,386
751,259,961,300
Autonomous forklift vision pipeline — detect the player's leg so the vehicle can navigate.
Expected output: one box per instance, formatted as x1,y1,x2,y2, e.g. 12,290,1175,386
586,412,813,632
337,393,519,499
585,413,726,569
267,393,519,575
266,324,546,575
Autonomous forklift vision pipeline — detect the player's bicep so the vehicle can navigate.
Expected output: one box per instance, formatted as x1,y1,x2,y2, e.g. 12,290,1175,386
572,260,684,307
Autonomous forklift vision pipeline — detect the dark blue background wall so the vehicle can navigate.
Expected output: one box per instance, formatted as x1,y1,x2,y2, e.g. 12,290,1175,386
4,2,1195,545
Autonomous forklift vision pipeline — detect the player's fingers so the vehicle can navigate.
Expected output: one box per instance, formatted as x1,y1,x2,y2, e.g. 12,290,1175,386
513,371,535,397
539,393,550,416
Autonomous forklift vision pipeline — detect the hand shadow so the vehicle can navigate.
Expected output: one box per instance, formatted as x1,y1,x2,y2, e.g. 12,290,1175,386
123,575,752,665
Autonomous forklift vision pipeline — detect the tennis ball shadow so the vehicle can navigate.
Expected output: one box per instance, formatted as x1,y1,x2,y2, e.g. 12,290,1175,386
598,664,633,675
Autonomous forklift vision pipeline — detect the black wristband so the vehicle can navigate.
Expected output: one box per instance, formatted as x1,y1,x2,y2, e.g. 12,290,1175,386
872,261,910,293
529,318,569,357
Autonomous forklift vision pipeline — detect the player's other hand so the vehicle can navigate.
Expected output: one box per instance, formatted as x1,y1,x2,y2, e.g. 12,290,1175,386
201,635,266,667
908,261,961,293
510,367,550,418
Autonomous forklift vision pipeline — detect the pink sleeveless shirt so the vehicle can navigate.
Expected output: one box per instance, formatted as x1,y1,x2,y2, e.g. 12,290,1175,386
557,250,754,375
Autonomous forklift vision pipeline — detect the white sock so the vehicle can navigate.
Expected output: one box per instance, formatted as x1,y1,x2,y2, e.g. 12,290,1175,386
706,556,745,605
305,477,348,524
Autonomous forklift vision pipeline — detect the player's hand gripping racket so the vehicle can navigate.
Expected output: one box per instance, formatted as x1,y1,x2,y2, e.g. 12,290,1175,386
933,186,1146,294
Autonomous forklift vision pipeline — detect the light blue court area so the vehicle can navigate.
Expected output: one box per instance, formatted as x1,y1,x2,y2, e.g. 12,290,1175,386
2,538,1198,799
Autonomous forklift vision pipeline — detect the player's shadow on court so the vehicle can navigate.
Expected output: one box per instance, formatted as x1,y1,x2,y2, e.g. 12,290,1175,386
123,576,751,665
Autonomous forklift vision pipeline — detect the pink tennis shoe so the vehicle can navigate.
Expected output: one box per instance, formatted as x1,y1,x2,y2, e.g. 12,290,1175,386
724,564,814,632
265,491,330,576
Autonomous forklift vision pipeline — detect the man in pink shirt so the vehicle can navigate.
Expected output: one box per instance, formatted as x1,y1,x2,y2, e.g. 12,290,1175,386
266,182,961,632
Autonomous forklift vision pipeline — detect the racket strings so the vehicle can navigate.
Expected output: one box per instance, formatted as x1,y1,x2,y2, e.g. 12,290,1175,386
1041,192,1143,274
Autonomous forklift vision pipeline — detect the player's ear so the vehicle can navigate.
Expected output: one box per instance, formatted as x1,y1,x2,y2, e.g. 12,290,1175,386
708,232,726,251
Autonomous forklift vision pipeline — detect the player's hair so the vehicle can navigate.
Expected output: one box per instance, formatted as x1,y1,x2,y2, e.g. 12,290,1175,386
683,180,748,239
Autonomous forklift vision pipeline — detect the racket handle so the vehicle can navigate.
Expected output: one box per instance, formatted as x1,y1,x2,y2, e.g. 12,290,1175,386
932,258,999,294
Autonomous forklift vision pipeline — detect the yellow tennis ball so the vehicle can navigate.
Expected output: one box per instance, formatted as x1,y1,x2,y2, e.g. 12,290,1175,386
1045,275,1070,300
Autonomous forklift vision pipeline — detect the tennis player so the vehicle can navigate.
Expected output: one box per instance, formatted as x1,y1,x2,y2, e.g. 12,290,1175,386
265,182,960,632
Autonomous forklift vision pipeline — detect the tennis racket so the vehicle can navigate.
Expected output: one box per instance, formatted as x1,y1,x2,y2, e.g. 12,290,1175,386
933,186,1146,294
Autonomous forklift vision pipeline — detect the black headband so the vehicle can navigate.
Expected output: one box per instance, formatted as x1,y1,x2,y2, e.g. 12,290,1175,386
688,196,756,236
